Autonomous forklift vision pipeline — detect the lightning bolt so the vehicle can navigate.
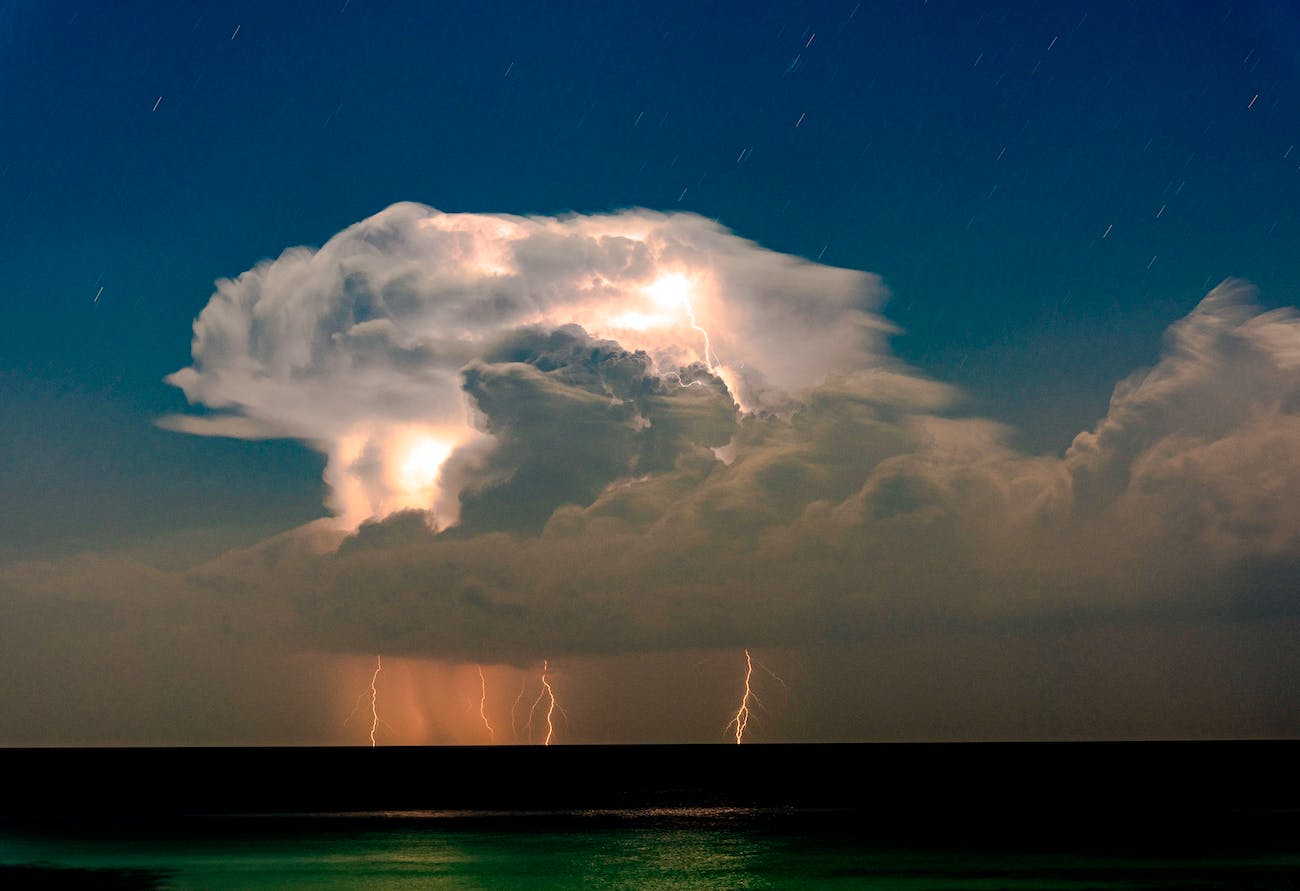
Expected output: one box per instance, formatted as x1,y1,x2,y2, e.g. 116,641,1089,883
540,662,557,746
725,649,755,744
664,370,705,389
754,657,789,691
368,654,382,747
342,692,367,728
526,659,563,745
646,274,723,373
510,674,528,744
683,295,721,371
477,664,495,743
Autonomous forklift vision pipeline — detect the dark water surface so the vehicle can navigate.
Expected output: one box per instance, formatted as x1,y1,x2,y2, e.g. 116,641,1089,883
4,809,1299,890
3,744,1297,888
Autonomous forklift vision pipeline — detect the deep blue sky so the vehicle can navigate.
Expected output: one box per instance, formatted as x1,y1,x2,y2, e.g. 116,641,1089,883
1,0,1297,558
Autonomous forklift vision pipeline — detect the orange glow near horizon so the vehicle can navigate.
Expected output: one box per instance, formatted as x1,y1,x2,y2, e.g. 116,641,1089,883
334,657,565,745
328,650,793,745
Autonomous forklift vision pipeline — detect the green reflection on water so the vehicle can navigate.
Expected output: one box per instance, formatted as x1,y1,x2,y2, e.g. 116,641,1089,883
3,813,1299,890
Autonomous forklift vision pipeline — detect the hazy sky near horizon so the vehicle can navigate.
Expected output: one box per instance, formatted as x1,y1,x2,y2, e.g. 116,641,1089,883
1,0,1299,745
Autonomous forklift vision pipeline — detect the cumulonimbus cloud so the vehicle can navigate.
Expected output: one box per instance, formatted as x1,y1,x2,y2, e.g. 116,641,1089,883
7,208,1300,743
162,203,889,529
149,205,1300,663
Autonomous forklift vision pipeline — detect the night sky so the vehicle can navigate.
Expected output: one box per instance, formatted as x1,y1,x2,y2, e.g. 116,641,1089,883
1,0,1298,745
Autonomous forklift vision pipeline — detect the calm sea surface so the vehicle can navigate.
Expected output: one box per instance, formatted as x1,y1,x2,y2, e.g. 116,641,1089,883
3,809,1298,890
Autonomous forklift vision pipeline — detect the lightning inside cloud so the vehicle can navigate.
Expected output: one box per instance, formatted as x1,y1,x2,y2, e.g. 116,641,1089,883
162,203,886,531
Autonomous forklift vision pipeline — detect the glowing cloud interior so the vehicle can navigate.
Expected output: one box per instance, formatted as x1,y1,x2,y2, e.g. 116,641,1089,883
164,204,887,528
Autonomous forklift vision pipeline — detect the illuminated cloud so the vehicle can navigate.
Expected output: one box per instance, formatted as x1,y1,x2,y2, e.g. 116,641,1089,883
10,201,1300,742
2,222,1300,738
162,203,888,529
156,200,1300,665
255,280,1300,661
1066,280,1300,560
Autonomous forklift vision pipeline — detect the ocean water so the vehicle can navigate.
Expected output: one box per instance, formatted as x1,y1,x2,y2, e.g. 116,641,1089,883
3,809,1298,890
